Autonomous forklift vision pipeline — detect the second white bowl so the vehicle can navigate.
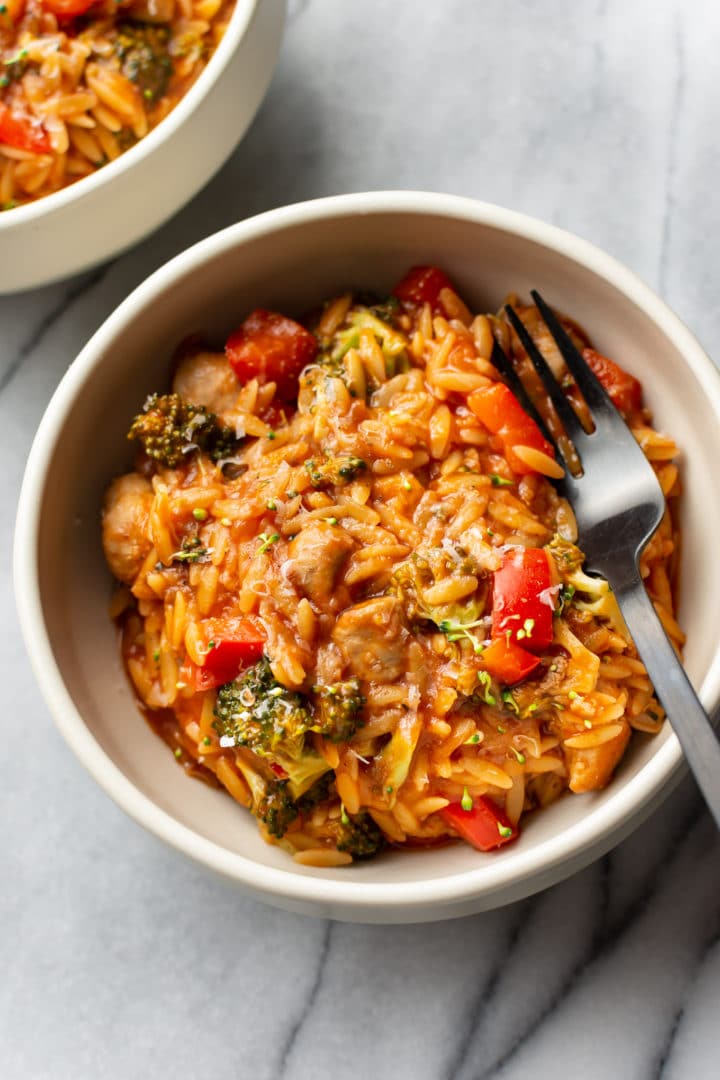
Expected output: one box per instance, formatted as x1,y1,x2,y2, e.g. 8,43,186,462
0,0,286,294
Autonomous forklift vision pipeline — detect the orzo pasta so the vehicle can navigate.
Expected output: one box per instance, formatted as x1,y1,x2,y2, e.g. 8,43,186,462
101,265,682,865
0,0,235,209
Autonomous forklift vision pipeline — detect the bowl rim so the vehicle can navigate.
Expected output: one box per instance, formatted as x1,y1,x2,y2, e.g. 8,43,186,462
0,0,260,229
14,190,720,912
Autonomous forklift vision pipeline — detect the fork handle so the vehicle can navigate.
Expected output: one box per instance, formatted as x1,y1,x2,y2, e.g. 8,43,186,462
615,575,720,828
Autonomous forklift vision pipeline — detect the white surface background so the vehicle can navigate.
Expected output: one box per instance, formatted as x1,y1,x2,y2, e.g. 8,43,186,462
3,1,720,1077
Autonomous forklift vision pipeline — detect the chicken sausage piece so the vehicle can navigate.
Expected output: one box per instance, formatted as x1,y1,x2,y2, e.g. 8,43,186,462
102,474,154,584
285,522,354,607
172,351,241,424
332,596,407,681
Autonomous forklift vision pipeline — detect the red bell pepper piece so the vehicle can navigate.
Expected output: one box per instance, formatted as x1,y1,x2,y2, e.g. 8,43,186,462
479,637,540,684
41,0,96,13
583,347,642,416
392,265,454,312
492,548,555,652
226,309,318,401
190,627,265,691
441,796,519,851
468,382,556,475
203,638,264,683
0,105,51,155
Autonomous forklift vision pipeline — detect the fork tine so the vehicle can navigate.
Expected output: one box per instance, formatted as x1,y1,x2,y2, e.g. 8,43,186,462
504,304,588,450
530,291,617,422
489,341,553,445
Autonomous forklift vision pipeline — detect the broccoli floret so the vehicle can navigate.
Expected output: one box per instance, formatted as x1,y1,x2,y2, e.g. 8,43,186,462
213,658,331,798
254,774,346,840
368,295,401,322
128,393,237,467
296,772,334,811
214,663,366,752
232,754,330,839
336,812,385,860
255,779,299,839
213,657,310,759
115,23,172,105
304,454,366,488
312,679,365,742
352,293,401,323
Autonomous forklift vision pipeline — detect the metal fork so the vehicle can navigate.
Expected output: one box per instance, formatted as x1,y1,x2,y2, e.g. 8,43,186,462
499,292,720,828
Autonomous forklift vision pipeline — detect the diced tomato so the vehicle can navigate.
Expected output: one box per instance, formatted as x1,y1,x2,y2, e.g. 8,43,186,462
440,796,519,852
189,625,265,691
41,0,96,15
0,105,51,155
492,548,555,652
468,382,556,474
479,637,540,684
226,309,318,401
583,347,642,416
392,265,454,313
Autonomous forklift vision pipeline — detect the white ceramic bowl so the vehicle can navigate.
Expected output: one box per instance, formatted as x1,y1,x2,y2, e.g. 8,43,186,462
0,0,285,294
14,192,720,922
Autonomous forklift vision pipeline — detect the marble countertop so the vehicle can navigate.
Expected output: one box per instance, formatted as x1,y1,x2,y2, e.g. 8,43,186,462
3,1,720,1077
